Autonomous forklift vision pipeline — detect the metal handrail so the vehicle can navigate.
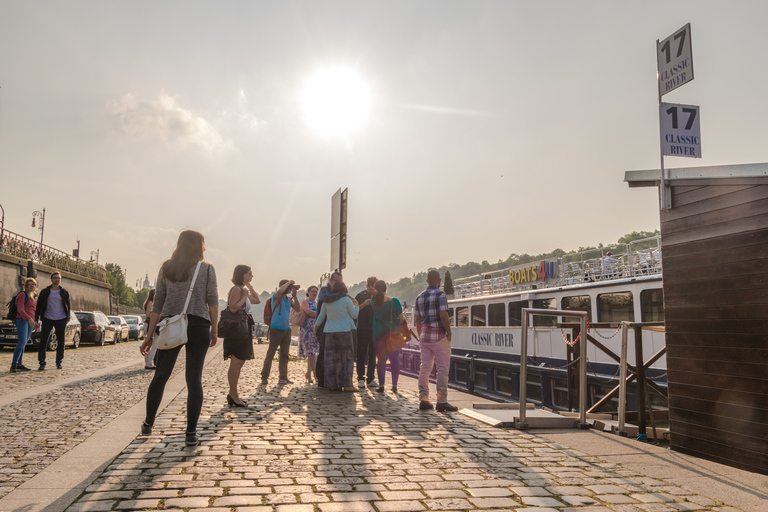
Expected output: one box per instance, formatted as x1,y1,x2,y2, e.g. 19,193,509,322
0,229,107,282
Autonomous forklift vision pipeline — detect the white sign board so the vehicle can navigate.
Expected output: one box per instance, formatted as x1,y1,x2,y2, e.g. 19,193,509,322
657,23,693,96
661,102,701,158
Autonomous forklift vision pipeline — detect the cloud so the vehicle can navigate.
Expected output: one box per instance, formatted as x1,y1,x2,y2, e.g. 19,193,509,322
110,92,234,154
400,102,496,117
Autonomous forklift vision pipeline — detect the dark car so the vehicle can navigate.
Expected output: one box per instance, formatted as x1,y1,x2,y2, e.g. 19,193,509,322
75,311,115,345
0,310,82,351
107,316,130,343
120,315,145,340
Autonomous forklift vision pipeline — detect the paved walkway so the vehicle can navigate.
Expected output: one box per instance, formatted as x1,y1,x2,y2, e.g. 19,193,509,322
2,340,766,512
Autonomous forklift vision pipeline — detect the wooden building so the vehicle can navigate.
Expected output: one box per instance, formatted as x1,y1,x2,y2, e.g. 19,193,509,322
626,163,768,475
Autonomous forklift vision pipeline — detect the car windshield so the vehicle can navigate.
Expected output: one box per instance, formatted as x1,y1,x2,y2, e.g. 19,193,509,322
124,317,138,324
76,313,94,322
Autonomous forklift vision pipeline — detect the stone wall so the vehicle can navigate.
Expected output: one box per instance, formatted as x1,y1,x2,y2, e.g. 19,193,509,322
0,252,112,314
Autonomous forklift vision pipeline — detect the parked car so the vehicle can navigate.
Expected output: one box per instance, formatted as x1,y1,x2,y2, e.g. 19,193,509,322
0,310,82,351
107,316,130,343
75,311,115,345
120,315,145,340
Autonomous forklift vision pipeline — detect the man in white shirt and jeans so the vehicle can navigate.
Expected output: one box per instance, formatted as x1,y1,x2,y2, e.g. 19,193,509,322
35,271,72,370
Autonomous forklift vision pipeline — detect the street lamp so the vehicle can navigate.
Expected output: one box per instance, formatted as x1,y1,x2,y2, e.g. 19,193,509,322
31,208,45,248
0,203,5,250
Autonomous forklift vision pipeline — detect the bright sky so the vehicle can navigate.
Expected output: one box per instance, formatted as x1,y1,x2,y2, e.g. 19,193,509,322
2,1,766,295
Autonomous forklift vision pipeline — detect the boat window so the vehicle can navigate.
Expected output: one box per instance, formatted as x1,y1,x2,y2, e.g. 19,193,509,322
598,292,635,322
640,289,664,322
532,298,557,327
447,308,454,326
456,307,469,326
471,305,486,326
488,303,505,326
562,295,591,323
508,300,525,327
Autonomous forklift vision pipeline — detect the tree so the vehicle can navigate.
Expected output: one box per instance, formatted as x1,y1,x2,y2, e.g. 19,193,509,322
443,270,455,295
105,263,138,307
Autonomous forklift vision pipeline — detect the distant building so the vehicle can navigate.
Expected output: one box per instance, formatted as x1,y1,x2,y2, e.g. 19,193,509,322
142,273,155,290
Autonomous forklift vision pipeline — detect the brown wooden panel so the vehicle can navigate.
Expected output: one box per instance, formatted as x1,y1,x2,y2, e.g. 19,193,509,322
665,332,767,349
669,395,768,419
673,184,757,208
667,369,768,395
666,186,768,225
666,346,768,365
669,408,768,445
666,356,767,379
670,442,767,475
662,214,768,246
665,319,768,334
664,282,768,306
664,241,768,271
669,422,768,474
662,227,768,256
665,195,768,235
663,257,768,285
665,304,768,321
668,382,767,408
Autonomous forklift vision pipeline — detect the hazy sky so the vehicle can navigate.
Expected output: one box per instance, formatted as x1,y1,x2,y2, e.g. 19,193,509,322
2,1,767,294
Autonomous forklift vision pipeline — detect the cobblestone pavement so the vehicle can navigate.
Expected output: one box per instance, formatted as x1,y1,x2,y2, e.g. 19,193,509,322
0,340,183,498
66,343,741,512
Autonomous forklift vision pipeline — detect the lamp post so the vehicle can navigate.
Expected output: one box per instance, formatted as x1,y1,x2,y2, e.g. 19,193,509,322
31,208,45,249
0,203,5,250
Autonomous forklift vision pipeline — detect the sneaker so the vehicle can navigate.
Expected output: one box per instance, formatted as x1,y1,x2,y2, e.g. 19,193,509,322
16,364,31,372
358,379,366,388
56,362,62,370
419,401,434,410
436,403,459,412
38,362,46,371
376,385,385,393
9,365,17,373
278,378,293,384
368,379,379,388
392,386,398,394
141,421,152,435
185,432,198,446
145,365,156,370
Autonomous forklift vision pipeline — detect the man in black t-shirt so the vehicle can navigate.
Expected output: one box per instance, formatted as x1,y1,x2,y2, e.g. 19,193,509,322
354,276,377,388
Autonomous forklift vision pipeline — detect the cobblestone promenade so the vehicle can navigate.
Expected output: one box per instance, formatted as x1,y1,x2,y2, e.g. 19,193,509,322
0,340,754,512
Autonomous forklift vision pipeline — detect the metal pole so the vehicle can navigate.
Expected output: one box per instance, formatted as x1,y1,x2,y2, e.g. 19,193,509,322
634,325,647,437
657,39,670,210
618,321,629,434
518,309,529,428
577,314,588,428
0,204,4,250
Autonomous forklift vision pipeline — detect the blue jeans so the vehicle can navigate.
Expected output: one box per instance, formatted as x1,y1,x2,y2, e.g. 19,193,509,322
13,319,31,366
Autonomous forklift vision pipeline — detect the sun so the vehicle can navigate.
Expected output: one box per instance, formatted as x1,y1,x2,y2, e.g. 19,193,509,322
301,67,371,137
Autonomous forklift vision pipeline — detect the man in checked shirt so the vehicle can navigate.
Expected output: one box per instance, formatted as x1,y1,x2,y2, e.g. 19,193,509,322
414,269,457,412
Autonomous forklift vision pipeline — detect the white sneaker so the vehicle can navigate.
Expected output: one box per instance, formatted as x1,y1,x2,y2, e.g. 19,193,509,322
358,379,366,388
368,380,379,388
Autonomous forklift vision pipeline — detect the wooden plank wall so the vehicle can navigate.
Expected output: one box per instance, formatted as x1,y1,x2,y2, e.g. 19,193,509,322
661,182,768,474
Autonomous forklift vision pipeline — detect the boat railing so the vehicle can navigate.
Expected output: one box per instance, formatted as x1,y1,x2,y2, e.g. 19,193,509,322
453,236,661,298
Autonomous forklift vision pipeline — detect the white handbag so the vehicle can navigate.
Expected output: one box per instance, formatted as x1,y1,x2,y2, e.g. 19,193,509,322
155,261,202,351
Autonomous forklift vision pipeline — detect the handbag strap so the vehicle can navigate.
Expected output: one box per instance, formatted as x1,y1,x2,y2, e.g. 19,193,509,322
182,261,203,315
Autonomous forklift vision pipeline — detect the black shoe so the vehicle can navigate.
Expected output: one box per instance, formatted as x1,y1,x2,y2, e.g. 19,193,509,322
392,386,398,394
185,432,198,446
16,364,31,372
141,421,152,435
419,401,434,410
9,365,17,373
376,385,385,393
38,362,46,371
278,378,293,384
227,394,247,408
436,403,458,412
56,362,62,370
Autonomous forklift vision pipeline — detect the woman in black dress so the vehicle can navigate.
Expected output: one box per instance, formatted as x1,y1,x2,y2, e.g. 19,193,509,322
224,265,260,407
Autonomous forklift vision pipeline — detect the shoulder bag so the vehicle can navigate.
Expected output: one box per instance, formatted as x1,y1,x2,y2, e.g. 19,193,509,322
218,287,251,338
155,261,202,350
385,299,408,353
290,299,309,326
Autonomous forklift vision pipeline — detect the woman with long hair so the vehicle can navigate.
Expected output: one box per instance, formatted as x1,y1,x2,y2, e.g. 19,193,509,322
298,285,319,384
224,264,260,407
314,280,358,391
370,280,404,393
10,278,39,372
140,230,218,446
142,289,157,369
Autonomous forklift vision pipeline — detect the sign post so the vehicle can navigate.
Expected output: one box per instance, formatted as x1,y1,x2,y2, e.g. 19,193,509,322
656,23,695,210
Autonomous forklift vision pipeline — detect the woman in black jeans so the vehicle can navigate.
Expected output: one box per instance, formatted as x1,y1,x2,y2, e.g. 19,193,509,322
140,230,218,446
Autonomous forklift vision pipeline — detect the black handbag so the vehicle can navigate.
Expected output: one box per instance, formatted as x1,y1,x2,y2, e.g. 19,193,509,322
218,308,251,338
